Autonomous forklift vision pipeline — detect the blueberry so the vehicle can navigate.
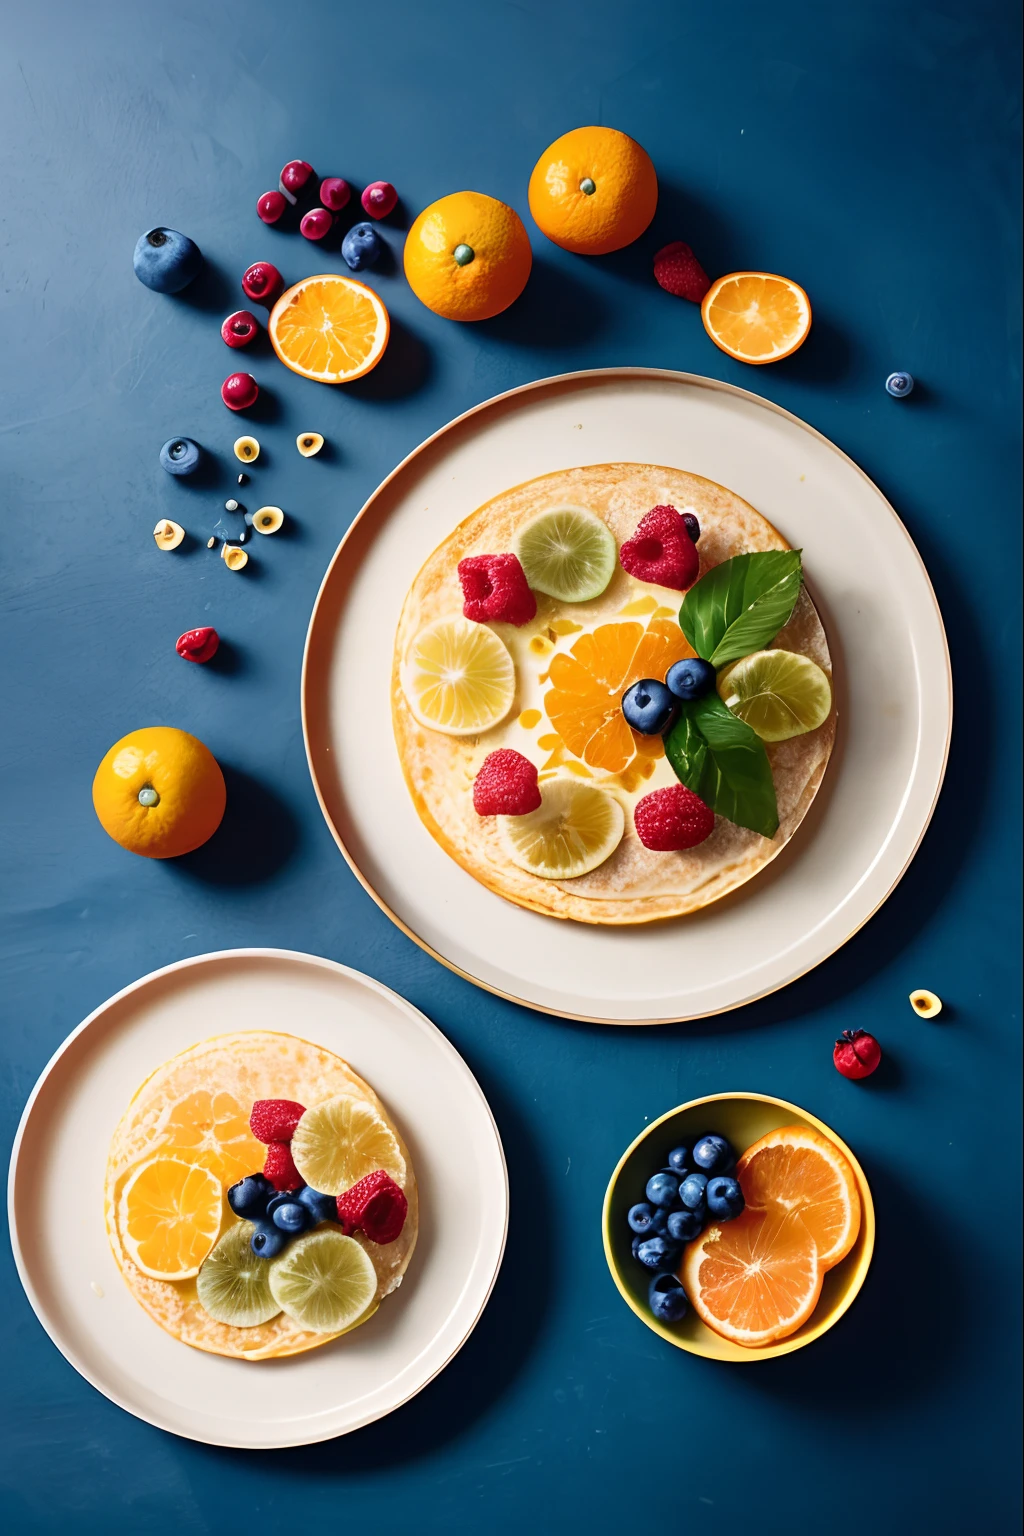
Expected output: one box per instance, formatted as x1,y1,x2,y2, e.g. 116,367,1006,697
692,1134,736,1175
636,1236,680,1271
622,679,678,735
249,1221,288,1258
227,1174,273,1220
681,513,701,544
645,1171,680,1209
678,1172,709,1212
271,1201,311,1234
706,1176,745,1221
666,1145,693,1175
133,228,203,293
667,1208,703,1242
649,1207,671,1236
341,221,384,272
631,1233,647,1261
628,1201,656,1235
666,658,717,702
648,1272,689,1323
885,370,915,398
159,437,201,477
295,1185,338,1225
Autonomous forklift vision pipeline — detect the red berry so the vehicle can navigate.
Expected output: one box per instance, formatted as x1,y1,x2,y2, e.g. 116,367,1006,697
263,1141,304,1192
221,372,259,411
361,181,398,219
634,784,714,851
279,159,315,205
619,504,699,592
175,626,219,664
833,1029,882,1080
653,241,711,303
457,553,537,626
241,261,283,307
256,190,287,225
249,1099,306,1143
220,310,259,348
320,177,351,212
473,749,542,817
300,207,334,242
336,1169,408,1245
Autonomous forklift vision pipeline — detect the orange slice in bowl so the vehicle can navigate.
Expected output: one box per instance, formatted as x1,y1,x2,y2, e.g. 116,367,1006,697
269,274,389,383
682,1206,822,1347
701,272,811,364
736,1123,861,1268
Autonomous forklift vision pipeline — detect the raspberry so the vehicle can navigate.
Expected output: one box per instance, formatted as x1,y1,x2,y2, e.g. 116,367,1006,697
833,1029,882,1080
249,1099,306,1144
263,1141,304,1191
336,1169,408,1245
634,784,714,851
458,553,537,626
653,241,711,303
473,749,542,816
619,505,699,592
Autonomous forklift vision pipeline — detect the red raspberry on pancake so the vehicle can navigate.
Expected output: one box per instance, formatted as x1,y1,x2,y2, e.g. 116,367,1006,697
336,1169,408,1244
250,1099,306,1143
619,504,699,592
458,553,537,626
634,784,714,851
473,749,542,816
263,1141,304,1191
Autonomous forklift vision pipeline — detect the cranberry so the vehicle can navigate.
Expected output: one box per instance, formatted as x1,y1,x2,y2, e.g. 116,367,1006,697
220,310,259,348
241,262,283,307
221,372,259,411
361,180,398,219
279,159,315,204
320,177,351,212
176,627,220,664
299,207,334,241
256,190,287,225
833,1028,882,1080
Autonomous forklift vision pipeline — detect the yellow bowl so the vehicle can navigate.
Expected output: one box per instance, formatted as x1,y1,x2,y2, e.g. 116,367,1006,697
602,1092,875,1361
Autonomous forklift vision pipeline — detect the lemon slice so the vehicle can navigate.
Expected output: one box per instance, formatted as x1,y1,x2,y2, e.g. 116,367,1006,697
290,1094,406,1197
119,1157,222,1280
500,779,624,879
402,617,515,735
269,1230,378,1334
717,649,832,741
196,1222,282,1327
514,506,616,602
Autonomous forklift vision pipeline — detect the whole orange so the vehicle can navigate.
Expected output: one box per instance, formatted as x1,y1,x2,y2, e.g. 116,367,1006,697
92,726,226,859
403,191,532,321
528,126,658,255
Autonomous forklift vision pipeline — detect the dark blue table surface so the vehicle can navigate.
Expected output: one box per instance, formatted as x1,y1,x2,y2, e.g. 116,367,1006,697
2,1,1021,1530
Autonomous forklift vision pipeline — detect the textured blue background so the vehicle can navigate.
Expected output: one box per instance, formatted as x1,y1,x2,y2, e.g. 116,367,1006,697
1,1,1021,1530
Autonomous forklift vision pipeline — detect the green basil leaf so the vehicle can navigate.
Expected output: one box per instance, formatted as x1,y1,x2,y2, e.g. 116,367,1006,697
679,550,803,666
663,694,779,839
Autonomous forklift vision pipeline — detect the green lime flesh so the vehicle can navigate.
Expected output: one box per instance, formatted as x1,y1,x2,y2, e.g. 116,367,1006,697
269,1229,378,1334
717,648,832,741
196,1222,281,1327
514,506,617,603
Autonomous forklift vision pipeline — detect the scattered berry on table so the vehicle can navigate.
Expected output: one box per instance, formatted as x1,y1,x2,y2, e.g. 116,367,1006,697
634,784,715,852
241,261,284,307
153,519,184,551
458,552,537,626
910,989,942,1019
681,513,701,544
133,228,203,293
271,1201,311,1234
645,1170,680,1208
159,437,201,476
252,506,283,535
342,221,384,271
666,657,716,701
250,1099,306,1143
692,1134,736,1175
221,372,259,411
666,1145,693,1175
222,545,248,571
296,432,324,457
678,1171,709,1212
295,1185,338,1225
706,1175,745,1220
619,504,699,591
279,159,315,205
263,1140,304,1190
621,678,678,735
649,1272,689,1322
336,1168,408,1244
361,180,398,219
320,177,351,212
472,749,542,816
227,1173,274,1220
833,1028,882,1079
300,207,334,241
221,310,259,348
250,1221,288,1259
666,1207,703,1242
176,627,220,664
636,1235,679,1271
233,435,260,463
257,190,287,225
653,240,711,303
225,499,240,512
885,371,914,398
627,1202,656,1235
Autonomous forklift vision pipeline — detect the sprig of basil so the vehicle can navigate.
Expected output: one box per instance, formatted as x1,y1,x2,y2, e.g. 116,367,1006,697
664,694,779,839
679,550,803,667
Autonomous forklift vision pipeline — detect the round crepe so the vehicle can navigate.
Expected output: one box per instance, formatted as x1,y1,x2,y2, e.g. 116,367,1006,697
392,463,835,924
105,1031,418,1361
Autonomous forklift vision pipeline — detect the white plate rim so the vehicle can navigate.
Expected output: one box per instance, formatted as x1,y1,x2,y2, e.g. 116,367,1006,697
301,366,953,1025
7,947,510,1447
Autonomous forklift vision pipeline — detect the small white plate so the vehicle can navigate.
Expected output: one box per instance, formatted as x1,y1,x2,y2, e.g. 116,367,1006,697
303,369,951,1024
7,950,508,1448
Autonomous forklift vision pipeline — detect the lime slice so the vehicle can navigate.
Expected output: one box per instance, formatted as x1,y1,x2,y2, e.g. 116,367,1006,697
500,778,624,879
717,649,832,741
291,1094,406,1197
269,1230,378,1334
196,1222,282,1327
514,506,616,602
402,616,515,735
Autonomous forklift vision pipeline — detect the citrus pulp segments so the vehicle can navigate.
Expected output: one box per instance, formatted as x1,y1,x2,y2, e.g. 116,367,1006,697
499,778,625,879
196,1222,282,1328
717,648,833,742
513,506,617,602
118,1157,223,1280
401,616,516,736
681,1206,824,1347
701,273,812,364
290,1093,407,1197
735,1124,861,1268
269,275,390,383
269,1230,379,1333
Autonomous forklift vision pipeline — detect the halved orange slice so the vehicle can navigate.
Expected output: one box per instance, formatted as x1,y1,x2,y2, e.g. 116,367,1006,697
701,272,811,364
119,1157,223,1280
682,1206,822,1346
269,274,390,383
736,1124,861,1268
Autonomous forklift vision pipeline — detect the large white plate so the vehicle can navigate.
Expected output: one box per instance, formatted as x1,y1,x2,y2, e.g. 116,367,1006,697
303,369,951,1024
7,950,508,1447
